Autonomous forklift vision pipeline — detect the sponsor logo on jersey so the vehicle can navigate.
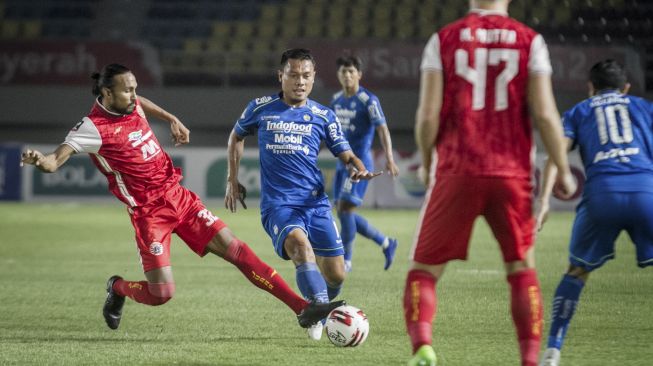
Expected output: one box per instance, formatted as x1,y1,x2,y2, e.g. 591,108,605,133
71,120,84,131
149,242,164,256
328,122,343,141
593,147,639,163
310,105,329,117
368,101,381,120
273,225,278,235
128,130,143,142
358,92,370,103
255,96,273,105
266,121,313,135
136,105,145,118
265,143,310,155
350,101,356,109
274,133,303,144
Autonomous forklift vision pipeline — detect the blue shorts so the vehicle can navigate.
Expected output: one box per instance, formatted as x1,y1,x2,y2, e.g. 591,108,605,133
333,164,370,206
261,204,344,260
569,192,653,271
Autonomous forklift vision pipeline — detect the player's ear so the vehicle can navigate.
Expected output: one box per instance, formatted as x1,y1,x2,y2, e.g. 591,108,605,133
101,86,112,99
622,82,631,95
278,70,283,83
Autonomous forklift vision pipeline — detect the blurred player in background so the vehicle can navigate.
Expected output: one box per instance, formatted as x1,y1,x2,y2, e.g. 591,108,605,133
536,60,653,366
331,55,400,273
403,1,577,365
20,63,341,333
226,49,378,340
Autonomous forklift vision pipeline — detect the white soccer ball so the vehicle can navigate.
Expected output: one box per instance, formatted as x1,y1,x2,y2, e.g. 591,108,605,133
325,304,369,347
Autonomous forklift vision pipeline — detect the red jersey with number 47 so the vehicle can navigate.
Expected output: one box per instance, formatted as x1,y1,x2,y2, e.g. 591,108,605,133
63,98,181,207
421,9,552,178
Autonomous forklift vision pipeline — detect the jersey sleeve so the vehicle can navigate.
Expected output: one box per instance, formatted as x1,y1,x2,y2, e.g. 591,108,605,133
233,100,259,137
528,34,553,75
324,113,351,156
421,33,442,71
367,95,387,126
63,117,101,153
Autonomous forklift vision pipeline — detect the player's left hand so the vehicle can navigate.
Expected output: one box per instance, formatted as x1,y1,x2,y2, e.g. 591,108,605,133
349,168,382,182
534,198,550,231
386,160,399,177
170,118,190,146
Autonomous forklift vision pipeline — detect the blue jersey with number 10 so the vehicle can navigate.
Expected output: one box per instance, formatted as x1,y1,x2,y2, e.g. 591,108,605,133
234,94,351,211
563,90,653,196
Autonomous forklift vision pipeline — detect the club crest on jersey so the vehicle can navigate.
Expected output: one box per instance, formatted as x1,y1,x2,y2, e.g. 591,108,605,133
136,105,146,118
128,130,143,142
149,242,164,256
303,114,311,121
350,101,356,109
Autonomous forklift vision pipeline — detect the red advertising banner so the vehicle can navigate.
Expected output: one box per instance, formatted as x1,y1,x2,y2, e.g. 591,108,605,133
0,41,162,86
299,39,644,93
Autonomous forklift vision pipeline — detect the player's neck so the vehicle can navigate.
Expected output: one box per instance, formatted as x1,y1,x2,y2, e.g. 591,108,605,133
343,85,359,98
281,96,308,108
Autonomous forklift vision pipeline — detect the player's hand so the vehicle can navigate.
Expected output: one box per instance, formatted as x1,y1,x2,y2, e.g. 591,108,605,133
386,160,399,177
170,118,190,146
20,149,45,167
534,198,550,231
553,170,577,200
417,165,430,187
349,167,382,182
225,181,247,212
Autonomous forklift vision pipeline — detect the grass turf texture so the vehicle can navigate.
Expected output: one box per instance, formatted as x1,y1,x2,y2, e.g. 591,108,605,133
0,202,651,365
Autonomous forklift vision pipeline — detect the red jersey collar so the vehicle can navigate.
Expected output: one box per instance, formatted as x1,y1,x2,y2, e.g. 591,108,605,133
469,8,509,17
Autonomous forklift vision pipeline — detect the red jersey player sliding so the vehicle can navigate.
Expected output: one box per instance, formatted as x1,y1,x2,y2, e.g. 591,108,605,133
404,1,577,365
20,63,343,333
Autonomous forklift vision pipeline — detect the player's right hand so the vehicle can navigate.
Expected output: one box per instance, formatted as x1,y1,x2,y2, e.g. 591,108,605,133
417,165,430,187
225,181,247,212
553,170,577,200
534,198,550,231
20,149,44,167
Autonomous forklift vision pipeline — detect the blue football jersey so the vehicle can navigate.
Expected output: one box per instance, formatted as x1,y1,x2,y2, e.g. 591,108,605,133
330,86,386,162
563,90,653,196
234,94,351,210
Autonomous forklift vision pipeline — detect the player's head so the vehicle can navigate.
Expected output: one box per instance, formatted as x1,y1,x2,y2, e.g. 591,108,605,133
92,63,137,115
278,48,316,106
336,55,362,91
588,59,630,96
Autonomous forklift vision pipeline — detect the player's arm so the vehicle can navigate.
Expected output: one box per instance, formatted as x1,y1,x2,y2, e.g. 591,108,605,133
225,129,247,212
535,138,574,230
337,150,382,182
375,124,399,177
21,144,75,173
415,69,443,187
138,96,189,146
528,74,576,199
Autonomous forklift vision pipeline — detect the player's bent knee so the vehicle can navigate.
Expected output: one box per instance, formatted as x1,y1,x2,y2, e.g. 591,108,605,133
148,282,176,305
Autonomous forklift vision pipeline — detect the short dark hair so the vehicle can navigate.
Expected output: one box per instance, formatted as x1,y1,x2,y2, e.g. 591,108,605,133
280,48,315,68
589,59,627,91
336,55,362,71
91,63,131,96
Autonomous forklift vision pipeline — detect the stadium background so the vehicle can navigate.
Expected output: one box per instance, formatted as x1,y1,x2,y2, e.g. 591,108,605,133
0,0,651,207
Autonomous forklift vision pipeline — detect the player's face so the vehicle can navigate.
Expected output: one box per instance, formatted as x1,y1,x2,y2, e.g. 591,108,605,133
279,59,315,106
337,65,361,91
104,72,138,115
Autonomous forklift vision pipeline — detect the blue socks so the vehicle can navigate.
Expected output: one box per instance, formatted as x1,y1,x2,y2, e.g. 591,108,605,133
339,211,356,262
354,213,385,246
295,262,329,304
327,283,342,301
547,274,586,350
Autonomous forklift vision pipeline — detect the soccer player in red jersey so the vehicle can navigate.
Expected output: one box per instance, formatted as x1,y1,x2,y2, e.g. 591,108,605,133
20,63,342,332
404,1,577,365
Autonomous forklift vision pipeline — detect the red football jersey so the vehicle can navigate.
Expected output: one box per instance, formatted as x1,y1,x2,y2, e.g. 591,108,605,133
421,9,552,178
63,98,181,207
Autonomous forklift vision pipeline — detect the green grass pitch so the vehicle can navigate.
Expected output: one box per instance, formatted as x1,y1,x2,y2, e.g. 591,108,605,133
1,202,651,365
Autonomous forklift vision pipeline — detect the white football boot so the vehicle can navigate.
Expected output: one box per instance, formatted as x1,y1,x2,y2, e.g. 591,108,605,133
307,321,323,341
539,348,561,366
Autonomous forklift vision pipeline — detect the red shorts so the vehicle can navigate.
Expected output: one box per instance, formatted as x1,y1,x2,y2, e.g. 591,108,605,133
129,184,227,272
411,176,535,265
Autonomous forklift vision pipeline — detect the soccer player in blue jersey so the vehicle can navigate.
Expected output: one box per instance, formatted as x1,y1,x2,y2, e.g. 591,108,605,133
330,55,400,273
225,48,379,340
536,59,653,366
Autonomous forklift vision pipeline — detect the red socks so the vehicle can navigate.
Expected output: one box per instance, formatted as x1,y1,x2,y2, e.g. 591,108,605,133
403,269,437,353
507,269,543,366
224,239,308,314
113,280,174,306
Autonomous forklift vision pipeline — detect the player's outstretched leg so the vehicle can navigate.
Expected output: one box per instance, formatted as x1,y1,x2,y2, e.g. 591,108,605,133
103,275,125,330
354,213,398,270
337,210,356,272
540,274,585,366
